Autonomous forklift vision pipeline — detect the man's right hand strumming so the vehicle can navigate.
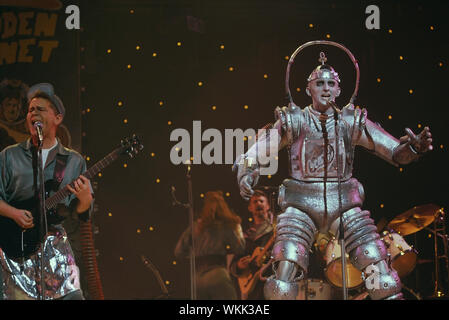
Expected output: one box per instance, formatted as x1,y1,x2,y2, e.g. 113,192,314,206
237,255,252,271
12,209,34,229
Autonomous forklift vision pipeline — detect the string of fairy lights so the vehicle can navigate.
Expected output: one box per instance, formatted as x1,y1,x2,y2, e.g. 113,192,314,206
79,5,445,297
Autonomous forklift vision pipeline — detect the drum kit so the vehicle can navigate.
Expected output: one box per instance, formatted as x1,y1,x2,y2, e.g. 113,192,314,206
296,204,448,300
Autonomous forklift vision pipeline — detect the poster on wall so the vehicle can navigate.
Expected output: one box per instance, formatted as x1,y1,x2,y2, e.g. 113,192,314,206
0,0,80,151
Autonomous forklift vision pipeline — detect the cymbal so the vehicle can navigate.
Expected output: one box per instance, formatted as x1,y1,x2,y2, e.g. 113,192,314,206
387,204,442,236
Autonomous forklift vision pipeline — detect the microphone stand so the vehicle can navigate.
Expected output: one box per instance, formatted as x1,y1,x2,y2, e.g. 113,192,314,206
170,163,197,300
36,135,47,300
329,101,347,300
186,164,197,300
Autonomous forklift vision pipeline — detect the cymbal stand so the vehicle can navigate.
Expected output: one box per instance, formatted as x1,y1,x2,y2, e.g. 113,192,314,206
425,208,448,298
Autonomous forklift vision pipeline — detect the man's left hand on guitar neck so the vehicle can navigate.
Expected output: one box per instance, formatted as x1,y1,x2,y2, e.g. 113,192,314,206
66,175,93,214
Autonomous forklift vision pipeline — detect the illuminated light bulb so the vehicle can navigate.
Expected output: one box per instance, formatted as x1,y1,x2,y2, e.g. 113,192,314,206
296,88,301,92
377,78,381,83
127,64,132,69
388,29,393,34
200,193,204,198
86,108,91,113
439,62,443,67
136,229,141,234
165,280,170,285
198,81,203,86
151,152,155,157
212,105,217,110
428,234,432,238
263,74,268,79
284,56,289,60
159,101,164,106
418,124,422,128
248,136,252,140
229,66,234,72
326,34,331,39
86,156,90,161
149,226,154,231
190,156,194,161
117,101,123,107
123,163,128,168
98,173,102,177
175,147,179,152
119,257,124,261
309,23,314,28
130,9,134,14
430,26,434,31
275,156,279,160
156,178,160,183
248,217,253,222
136,45,141,50
108,212,112,217
220,44,224,50
225,192,230,197
123,119,128,124
380,204,384,208
388,115,392,120
172,261,177,265
177,42,182,47
244,105,249,110
152,52,157,57
243,137,247,141
226,245,231,250
107,49,111,54
440,144,444,149
399,167,403,172
168,121,172,125
409,89,413,94
399,56,404,61
268,175,272,179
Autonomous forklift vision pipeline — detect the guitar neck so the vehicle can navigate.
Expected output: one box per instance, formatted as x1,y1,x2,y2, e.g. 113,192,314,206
45,149,121,210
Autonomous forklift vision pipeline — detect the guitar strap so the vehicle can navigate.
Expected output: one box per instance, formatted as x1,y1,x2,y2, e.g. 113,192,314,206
52,154,69,192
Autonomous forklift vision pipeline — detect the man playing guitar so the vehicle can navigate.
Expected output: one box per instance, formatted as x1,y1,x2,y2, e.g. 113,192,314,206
230,190,274,300
0,83,93,300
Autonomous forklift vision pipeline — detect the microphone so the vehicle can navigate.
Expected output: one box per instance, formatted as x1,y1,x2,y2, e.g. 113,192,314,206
33,121,43,145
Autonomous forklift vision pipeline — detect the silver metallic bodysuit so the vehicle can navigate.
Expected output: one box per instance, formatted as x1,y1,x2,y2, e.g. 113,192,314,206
237,102,422,300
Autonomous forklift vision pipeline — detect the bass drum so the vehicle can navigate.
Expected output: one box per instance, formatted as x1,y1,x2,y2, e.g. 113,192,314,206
324,239,363,289
296,279,340,300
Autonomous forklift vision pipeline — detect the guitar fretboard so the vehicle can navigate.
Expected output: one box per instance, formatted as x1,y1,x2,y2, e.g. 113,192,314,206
45,148,121,209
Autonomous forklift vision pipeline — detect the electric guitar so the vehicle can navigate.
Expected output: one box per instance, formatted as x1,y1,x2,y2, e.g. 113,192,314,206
238,232,275,300
0,134,143,259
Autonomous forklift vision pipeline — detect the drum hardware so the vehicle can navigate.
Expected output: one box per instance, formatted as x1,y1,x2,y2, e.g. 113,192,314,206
423,207,448,299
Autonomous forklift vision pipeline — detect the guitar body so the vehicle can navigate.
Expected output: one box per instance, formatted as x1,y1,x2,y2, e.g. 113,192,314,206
238,269,260,300
0,197,41,259
238,233,276,300
0,185,61,259
238,247,268,300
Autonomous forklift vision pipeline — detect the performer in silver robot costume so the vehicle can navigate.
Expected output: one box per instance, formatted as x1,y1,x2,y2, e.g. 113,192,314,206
234,45,433,300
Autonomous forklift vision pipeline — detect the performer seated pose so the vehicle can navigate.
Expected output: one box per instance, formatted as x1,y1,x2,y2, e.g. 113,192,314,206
235,51,433,300
0,83,93,300
175,191,245,300
230,190,274,300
